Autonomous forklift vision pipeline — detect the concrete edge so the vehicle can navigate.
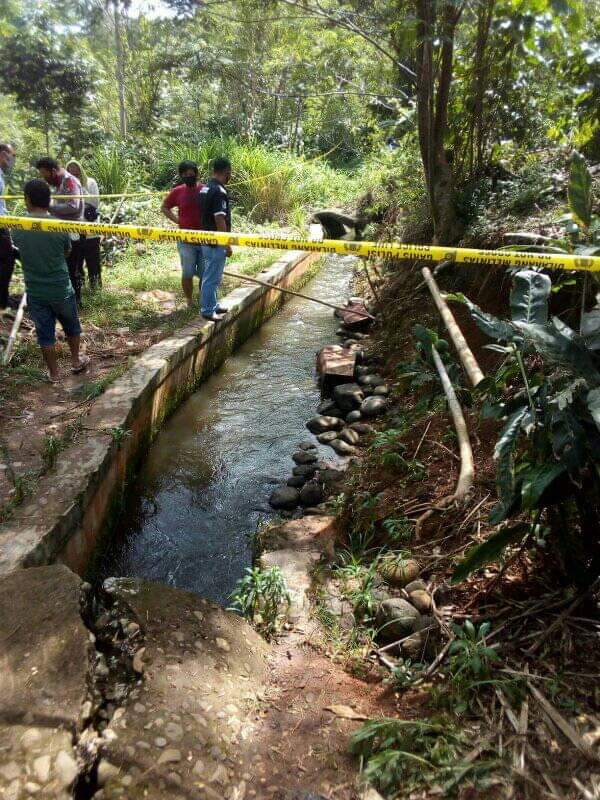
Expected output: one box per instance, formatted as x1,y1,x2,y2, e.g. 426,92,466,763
0,250,322,577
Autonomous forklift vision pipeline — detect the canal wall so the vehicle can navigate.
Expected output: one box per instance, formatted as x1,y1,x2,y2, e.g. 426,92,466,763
0,250,320,577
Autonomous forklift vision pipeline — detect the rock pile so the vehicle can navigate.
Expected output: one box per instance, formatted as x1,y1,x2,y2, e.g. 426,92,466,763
268,294,389,517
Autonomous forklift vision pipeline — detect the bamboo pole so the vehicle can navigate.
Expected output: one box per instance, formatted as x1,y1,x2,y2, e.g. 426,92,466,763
2,292,27,367
422,265,484,387
222,268,375,320
415,344,475,537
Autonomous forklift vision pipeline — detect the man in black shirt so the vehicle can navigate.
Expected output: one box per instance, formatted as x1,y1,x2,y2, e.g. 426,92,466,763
199,157,232,321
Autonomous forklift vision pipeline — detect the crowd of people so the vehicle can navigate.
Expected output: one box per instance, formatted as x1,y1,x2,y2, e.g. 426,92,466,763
0,144,234,383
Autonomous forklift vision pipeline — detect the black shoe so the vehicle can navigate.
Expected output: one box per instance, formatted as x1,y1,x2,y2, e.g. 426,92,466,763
215,304,229,314
201,312,226,322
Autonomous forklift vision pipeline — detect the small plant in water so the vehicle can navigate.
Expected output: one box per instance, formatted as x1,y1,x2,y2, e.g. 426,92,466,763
229,565,291,640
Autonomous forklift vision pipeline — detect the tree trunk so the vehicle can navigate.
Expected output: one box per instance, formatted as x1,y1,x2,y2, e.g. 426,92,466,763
414,0,464,245
113,1,127,139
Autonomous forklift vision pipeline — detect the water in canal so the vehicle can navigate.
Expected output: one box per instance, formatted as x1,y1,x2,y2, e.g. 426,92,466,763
97,255,354,605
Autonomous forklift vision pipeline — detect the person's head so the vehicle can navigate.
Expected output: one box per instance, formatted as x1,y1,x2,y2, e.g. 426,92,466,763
24,178,51,212
0,144,16,174
178,160,199,188
212,157,231,185
66,159,87,188
35,156,62,187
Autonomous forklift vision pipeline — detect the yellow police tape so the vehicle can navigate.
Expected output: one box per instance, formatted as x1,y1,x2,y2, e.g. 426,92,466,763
2,214,600,272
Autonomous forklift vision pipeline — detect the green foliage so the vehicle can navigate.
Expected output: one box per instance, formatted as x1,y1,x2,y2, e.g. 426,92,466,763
229,565,291,639
452,525,528,584
149,138,359,223
381,515,413,545
41,433,62,471
433,620,525,719
350,717,501,796
91,145,133,195
109,426,131,448
568,150,593,230
386,658,426,690
335,554,381,619
0,24,91,150
453,265,600,584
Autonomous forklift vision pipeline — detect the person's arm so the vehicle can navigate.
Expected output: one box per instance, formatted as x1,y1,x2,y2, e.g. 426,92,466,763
87,177,100,209
161,188,179,226
50,176,82,220
213,213,232,256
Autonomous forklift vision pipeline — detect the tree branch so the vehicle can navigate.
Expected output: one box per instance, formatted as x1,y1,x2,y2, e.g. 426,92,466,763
278,0,417,84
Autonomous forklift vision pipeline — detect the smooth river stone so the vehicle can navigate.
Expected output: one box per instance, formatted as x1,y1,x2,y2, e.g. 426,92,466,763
306,415,344,434
333,383,364,412
269,486,300,510
292,450,318,465
360,396,388,417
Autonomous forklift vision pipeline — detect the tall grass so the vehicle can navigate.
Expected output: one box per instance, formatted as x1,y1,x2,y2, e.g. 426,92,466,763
150,138,361,223
90,144,135,194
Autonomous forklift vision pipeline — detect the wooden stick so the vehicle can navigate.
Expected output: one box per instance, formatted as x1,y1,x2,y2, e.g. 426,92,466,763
528,682,598,762
222,268,375,320
415,344,475,537
422,266,485,387
2,291,27,366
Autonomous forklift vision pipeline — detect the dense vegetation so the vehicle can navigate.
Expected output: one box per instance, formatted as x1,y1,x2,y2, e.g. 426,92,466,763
1,0,599,242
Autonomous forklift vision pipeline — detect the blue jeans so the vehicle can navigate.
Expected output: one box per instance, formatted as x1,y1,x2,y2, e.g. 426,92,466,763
200,246,226,316
28,294,82,347
177,242,203,279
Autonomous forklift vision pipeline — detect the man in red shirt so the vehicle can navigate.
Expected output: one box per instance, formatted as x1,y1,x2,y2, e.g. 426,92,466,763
161,160,205,308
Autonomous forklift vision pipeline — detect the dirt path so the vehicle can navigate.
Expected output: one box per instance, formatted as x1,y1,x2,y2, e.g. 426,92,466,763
242,620,392,799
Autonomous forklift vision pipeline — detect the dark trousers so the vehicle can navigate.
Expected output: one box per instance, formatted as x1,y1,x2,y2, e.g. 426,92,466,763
0,228,16,309
83,236,102,288
67,238,85,303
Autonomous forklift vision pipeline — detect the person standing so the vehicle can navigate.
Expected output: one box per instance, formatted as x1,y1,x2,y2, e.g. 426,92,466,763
66,159,102,289
35,157,85,304
161,160,205,308
11,180,89,382
0,143,18,309
198,157,232,322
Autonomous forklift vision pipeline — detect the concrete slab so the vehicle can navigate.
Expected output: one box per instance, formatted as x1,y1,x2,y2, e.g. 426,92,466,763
0,564,91,731
96,578,269,799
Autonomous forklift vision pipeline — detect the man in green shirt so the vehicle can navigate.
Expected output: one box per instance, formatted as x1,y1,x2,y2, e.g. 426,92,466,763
12,179,89,382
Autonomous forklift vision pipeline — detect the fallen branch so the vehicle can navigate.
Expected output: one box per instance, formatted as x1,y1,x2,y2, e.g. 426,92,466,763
528,682,598,762
524,576,600,657
422,266,484,388
415,344,475,538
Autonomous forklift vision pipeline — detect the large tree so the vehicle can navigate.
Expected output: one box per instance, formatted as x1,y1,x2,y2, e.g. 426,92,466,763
0,26,91,152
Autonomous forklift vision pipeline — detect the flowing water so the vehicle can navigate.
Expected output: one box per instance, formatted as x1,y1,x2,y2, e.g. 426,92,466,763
97,255,354,605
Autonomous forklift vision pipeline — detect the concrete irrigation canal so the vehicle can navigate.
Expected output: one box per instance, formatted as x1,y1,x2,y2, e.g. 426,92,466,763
95,254,353,603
